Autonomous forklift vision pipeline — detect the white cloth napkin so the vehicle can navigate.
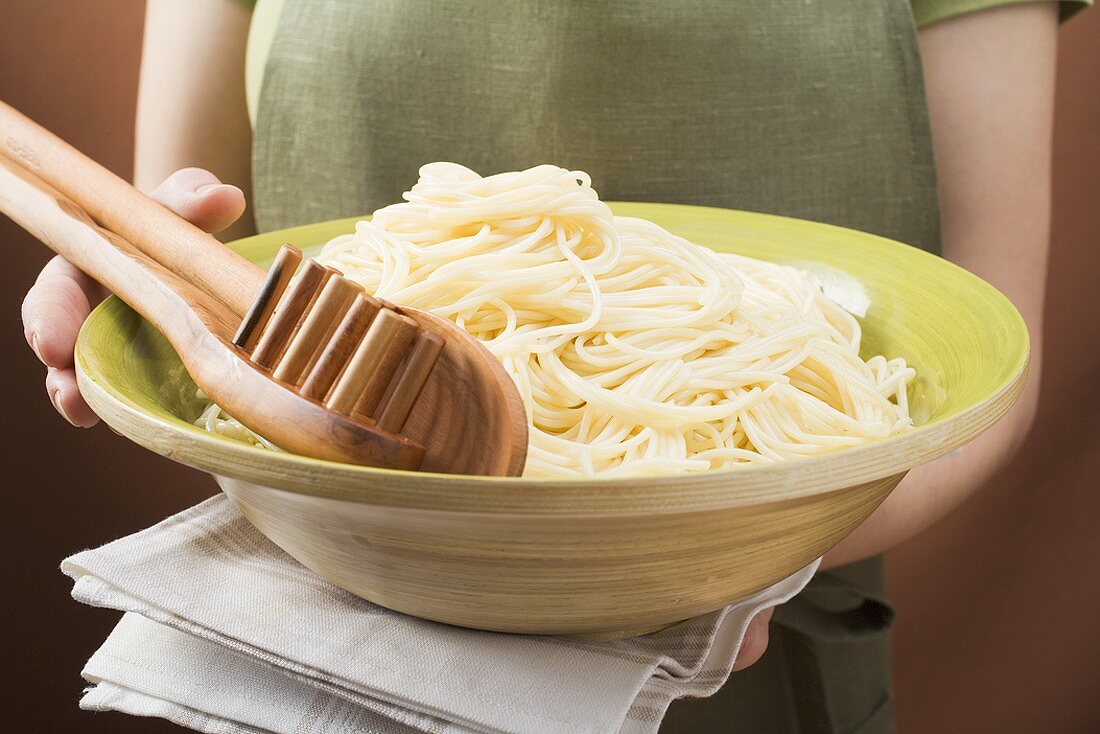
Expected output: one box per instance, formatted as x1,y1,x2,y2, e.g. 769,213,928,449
62,495,819,734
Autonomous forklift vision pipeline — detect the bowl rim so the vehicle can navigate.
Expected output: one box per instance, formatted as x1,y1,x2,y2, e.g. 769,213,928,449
74,204,1030,515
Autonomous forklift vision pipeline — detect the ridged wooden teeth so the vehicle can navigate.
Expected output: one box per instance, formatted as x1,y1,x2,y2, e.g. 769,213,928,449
232,244,445,435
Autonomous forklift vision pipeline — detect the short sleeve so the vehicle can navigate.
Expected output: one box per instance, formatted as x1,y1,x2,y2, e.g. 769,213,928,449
911,0,1092,27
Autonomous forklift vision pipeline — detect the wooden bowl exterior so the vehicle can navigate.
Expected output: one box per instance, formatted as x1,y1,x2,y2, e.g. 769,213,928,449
218,473,902,635
74,205,1031,636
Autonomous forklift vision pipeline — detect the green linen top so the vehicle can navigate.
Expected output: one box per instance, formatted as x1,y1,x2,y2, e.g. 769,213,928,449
241,0,1090,126
222,2,1088,732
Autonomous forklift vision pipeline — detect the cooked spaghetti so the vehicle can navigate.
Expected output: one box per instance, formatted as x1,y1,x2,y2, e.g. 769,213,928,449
199,163,914,477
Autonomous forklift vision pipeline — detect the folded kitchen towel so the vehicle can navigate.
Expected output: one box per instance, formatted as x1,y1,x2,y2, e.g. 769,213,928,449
62,495,819,734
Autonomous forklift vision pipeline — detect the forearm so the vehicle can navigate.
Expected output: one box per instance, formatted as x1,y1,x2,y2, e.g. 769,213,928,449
136,0,255,240
823,3,1057,568
823,384,1040,567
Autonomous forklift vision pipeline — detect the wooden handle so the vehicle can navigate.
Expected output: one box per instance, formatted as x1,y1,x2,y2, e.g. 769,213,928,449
0,101,263,316
0,154,239,339
0,155,428,471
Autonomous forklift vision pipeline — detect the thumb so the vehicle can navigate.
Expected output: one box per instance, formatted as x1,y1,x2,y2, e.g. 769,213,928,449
148,167,246,234
732,607,774,672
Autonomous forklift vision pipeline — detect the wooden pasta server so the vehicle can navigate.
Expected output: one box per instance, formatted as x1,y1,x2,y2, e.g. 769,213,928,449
0,102,527,476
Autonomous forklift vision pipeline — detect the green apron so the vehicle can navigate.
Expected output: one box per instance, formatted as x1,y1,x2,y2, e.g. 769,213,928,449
252,2,940,731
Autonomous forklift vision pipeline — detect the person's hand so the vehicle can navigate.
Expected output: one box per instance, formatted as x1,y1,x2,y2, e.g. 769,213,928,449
20,168,246,427
731,607,774,672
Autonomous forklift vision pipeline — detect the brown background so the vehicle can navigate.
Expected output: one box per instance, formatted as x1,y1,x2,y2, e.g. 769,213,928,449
0,2,1096,732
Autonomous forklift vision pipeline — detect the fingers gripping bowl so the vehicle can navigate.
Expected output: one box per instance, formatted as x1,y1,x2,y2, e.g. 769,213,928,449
75,203,1028,637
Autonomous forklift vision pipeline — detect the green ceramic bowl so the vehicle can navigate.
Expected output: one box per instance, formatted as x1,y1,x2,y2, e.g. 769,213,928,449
74,203,1029,635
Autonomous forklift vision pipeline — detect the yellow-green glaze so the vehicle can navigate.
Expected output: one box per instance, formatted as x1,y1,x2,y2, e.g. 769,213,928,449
75,203,1028,496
